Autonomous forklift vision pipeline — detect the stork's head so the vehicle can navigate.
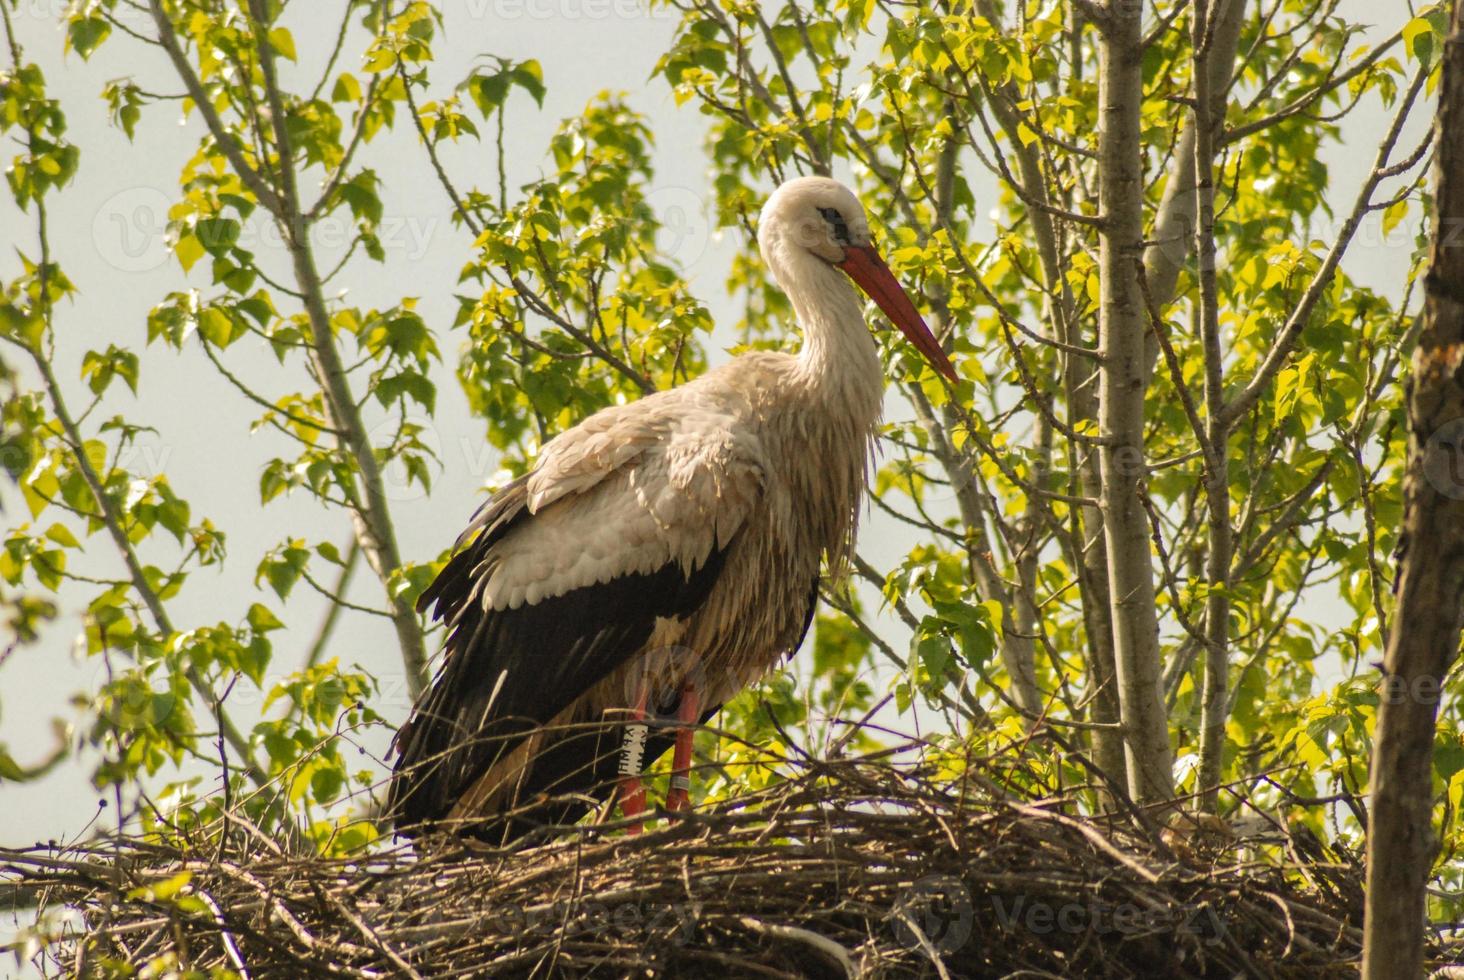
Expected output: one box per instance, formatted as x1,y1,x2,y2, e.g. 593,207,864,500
758,176,957,381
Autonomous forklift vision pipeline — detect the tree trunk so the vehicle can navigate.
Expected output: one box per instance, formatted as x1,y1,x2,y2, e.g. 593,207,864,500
1192,0,1239,812
1097,5,1176,806
979,0,1129,793
1361,2,1464,974
1141,0,1248,352
1134,0,1249,811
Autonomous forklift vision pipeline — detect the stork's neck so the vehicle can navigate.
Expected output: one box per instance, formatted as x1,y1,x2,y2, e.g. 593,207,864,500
781,251,883,421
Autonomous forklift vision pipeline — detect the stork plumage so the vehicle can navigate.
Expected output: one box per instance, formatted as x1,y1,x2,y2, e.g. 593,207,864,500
387,176,956,843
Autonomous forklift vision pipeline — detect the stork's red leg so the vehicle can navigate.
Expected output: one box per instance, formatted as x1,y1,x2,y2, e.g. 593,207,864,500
665,680,700,813
616,682,650,834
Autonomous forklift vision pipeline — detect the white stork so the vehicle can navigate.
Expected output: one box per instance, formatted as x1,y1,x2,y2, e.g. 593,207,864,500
387,176,956,843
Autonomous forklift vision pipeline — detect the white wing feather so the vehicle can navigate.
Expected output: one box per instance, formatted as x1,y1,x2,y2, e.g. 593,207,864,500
481,395,766,612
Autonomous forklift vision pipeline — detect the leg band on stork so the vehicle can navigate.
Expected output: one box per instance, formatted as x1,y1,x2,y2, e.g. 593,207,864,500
616,676,700,832
616,684,650,834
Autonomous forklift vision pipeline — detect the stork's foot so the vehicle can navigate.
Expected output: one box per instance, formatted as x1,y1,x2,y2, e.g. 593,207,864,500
665,681,700,813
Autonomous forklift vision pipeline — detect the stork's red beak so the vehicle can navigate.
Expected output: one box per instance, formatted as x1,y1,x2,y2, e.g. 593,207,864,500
838,244,958,382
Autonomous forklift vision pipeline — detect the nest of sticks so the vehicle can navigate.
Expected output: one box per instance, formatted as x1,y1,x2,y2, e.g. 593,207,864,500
4,746,1450,978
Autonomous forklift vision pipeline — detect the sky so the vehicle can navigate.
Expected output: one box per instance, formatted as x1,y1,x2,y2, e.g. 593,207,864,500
0,0,734,854
0,0,1423,936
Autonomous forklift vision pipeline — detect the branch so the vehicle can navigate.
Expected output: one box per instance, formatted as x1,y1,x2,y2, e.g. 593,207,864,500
1220,60,1430,427
1190,0,1237,810
146,0,283,215
510,276,656,395
29,352,266,787
1360,8,1464,952
1223,28,1403,146
1140,0,1247,317
242,0,430,695
1068,0,1109,34
737,918,855,976
1,10,268,787
397,58,484,237
198,338,342,438
306,72,383,222
752,8,828,174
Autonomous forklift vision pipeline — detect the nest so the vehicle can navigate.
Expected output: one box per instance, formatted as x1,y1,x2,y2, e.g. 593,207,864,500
2,748,1440,978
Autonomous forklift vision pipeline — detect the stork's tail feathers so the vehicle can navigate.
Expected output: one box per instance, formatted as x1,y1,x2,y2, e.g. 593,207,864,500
388,693,718,846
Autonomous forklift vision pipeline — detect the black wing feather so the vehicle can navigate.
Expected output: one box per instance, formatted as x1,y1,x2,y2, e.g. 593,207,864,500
387,478,732,840
479,575,819,844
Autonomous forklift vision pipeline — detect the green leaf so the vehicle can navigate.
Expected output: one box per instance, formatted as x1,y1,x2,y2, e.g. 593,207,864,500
67,16,111,59
338,171,384,224
0,747,28,782
43,523,80,548
331,72,363,103
23,467,59,520
1436,741,1464,782
463,58,547,117
329,820,378,854
175,234,206,273
257,540,311,600
81,346,139,395
1381,199,1408,238
311,764,344,804
127,871,192,903
373,370,436,412
1403,16,1436,66
197,308,236,346
362,43,396,73
195,217,241,257
247,602,285,633
916,633,951,681
513,59,546,107
267,27,298,62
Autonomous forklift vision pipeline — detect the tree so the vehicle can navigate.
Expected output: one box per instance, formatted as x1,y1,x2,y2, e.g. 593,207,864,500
1363,0,1464,974
1,0,1459,958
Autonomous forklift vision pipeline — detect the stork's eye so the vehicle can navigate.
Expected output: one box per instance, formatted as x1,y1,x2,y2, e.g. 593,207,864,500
819,207,850,246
